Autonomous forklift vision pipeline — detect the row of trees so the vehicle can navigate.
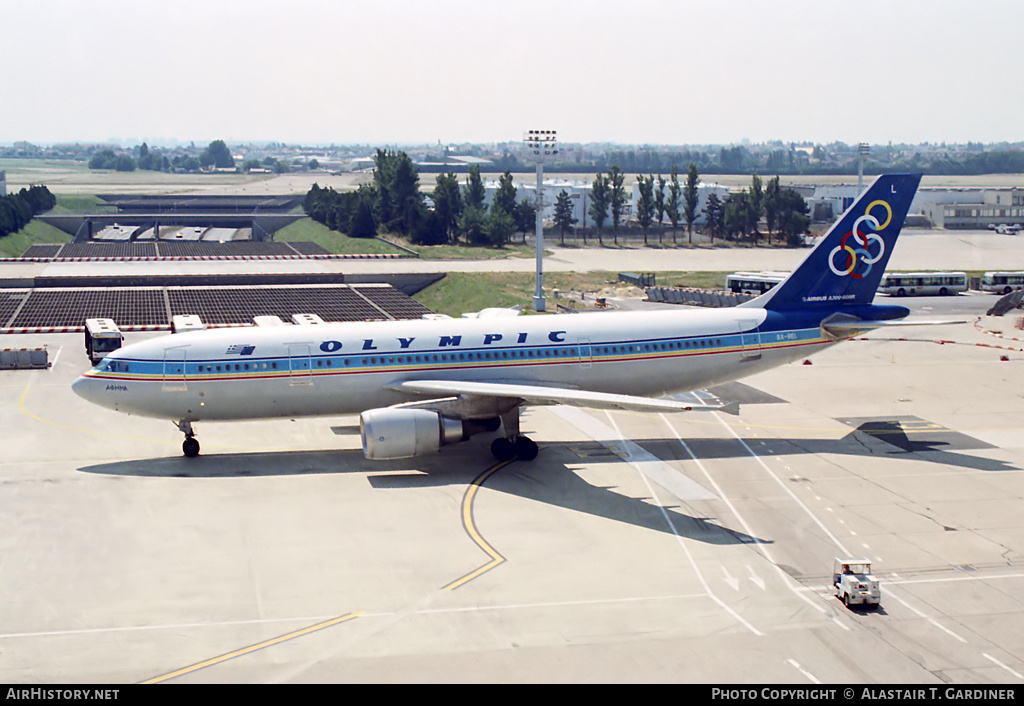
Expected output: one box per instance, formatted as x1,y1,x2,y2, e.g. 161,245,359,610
586,164,699,246
88,148,142,172
305,151,811,248
0,185,56,238
624,164,703,246
701,175,810,246
240,157,292,173
562,165,809,247
304,150,538,247
88,140,234,173
506,145,1024,177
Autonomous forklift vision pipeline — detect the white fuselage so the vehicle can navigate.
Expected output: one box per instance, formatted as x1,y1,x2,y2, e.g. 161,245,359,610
72,307,830,423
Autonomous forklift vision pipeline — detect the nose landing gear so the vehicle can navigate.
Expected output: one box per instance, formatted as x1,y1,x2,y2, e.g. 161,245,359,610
177,419,200,458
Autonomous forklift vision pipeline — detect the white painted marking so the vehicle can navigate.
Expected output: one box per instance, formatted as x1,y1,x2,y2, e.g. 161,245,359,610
722,565,740,591
787,658,821,684
747,565,766,590
601,412,763,637
885,591,967,644
657,413,843,627
889,572,1024,587
711,413,853,557
0,593,713,640
983,653,1024,680
553,406,717,501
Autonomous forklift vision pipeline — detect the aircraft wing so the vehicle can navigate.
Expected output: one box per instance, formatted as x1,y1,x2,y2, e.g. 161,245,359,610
387,379,739,415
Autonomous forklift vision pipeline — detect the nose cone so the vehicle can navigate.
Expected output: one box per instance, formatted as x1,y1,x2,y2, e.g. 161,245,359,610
72,373,105,408
72,373,92,401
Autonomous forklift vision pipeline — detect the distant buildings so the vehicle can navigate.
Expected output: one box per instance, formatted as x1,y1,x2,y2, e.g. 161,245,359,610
471,177,1024,232
804,184,1024,228
925,188,1024,229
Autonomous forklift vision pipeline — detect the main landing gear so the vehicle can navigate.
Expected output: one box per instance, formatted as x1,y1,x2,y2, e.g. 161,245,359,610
489,407,538,462
177,419,200,458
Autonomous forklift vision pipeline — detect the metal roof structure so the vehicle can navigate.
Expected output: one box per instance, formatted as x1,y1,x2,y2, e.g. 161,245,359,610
19,241,331,259
37,213,304,242
95,194,304,213
36,192,308,242
1,283,433,331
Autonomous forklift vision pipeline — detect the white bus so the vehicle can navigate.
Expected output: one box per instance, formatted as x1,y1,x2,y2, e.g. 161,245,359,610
84,318,123,364
879,272,967,297
171,314,206,333
980,271,1024,295
725,271,787,295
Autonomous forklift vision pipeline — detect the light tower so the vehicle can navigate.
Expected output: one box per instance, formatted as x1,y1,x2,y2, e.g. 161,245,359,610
858,143,870,193
524,130,558,312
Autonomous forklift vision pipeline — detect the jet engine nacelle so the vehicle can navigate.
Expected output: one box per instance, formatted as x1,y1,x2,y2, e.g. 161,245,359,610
360,408,469,460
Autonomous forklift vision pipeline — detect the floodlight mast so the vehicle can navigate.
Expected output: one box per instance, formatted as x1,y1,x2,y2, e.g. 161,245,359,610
524,130,557,312
858,143,870,193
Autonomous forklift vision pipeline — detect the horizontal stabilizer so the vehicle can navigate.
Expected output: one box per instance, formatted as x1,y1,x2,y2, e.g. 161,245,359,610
822,318,967,338
389,379,740,415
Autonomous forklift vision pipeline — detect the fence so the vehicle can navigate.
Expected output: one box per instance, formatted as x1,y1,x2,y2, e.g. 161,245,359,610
0,347,49,370
645,287,755,308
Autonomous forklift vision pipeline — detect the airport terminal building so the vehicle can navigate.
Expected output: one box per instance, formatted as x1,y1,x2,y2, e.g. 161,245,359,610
800,183,1024,229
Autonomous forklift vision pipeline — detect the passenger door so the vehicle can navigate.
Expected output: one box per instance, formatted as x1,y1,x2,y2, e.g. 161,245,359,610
162,345,188,391
287,343,313,386
736,320,761,360
577,337,593,369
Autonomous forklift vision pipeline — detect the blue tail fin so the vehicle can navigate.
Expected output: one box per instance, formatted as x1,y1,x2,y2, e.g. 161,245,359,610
741,173,922,311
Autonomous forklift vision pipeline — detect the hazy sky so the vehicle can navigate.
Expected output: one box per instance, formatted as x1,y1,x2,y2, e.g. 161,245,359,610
5,0,1022,147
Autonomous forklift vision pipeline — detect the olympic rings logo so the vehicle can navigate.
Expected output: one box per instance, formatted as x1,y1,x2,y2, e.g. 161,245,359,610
828,200,893,279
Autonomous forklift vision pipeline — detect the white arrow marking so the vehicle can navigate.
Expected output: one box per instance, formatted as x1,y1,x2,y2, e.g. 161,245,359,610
721,565,740,591
747,565,766,590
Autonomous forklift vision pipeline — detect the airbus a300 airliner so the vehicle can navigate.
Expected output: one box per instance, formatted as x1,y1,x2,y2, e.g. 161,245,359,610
73,173,930,462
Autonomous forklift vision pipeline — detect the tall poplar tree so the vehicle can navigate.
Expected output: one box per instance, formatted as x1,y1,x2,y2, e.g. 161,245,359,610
608,165,626,245
683,163,700,245
635,174,655,245
589,173,610,246
666,166,681,245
